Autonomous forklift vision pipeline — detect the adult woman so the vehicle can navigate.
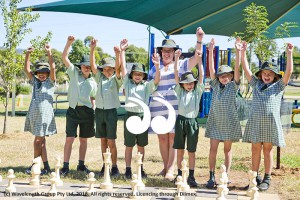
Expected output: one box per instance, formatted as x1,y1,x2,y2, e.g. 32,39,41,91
149,27,205,180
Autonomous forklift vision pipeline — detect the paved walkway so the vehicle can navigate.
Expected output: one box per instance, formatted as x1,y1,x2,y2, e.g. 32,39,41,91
0,180,280,199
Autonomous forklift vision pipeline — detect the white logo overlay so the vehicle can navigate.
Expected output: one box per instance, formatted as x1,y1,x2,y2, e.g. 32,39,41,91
125,97,176,134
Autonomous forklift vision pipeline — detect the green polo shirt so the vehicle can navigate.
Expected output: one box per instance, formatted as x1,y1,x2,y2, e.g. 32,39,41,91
94,69,123,109
124,75,157,113
174,82,205,118
66,64,97,109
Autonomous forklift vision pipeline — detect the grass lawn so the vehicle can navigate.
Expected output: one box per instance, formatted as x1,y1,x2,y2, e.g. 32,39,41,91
0,92,300,199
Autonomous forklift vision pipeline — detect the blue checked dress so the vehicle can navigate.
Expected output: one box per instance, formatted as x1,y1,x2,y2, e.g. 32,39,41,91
205,79,242,141
24,76,57,136
243,75,286,147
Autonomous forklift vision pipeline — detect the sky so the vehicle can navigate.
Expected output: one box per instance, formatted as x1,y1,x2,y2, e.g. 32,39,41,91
0,0,299,58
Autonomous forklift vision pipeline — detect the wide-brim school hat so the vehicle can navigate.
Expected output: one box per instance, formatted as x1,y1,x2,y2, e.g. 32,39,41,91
157,39,179,52
98,57,115,69
216,65,234,77
34,62,50,75
254,61,282,78
75,55,91,68
129,63,148,80
179,72,198,84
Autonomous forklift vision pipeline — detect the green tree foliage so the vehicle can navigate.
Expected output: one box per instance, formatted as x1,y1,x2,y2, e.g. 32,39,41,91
28,32,53,63
69,39,89,64
0,0,40,134
232,3,298,63
125,45,148,68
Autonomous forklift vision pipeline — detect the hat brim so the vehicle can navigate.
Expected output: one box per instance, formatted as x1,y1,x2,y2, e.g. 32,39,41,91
179,78,198,84
157,46,179,51
75,62,91,67
99,64,115,68
216,71,234,77
255,68,282,78
129,70,148,80
34,68,50,75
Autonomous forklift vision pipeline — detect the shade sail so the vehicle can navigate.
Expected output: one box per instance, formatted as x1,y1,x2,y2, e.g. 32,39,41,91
19,0,300,38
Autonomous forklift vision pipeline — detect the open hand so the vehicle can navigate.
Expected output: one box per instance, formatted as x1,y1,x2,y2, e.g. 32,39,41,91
120,39,128,51
152,48,160,67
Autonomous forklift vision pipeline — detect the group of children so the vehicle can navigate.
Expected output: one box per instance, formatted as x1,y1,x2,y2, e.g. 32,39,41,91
24,33,294,192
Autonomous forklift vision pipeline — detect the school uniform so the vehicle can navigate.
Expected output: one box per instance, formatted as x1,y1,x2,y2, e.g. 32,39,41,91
173,82,205,152
205,79,242,141
242,75,286,147
66,64,97,138
25,76,57,136
123,74,157,147
94,70,123,139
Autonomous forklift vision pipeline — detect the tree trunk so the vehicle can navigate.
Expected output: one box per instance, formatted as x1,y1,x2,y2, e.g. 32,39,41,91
3,91,9,134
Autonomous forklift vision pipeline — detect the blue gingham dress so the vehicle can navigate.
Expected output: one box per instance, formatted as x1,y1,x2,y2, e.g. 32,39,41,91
24,76,57,136
205,79,242,141
148,59,188,134
243,75,286,147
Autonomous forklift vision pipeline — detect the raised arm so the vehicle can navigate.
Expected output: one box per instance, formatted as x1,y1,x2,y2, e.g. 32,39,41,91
62,36,75,68
195,49,204,84
90,38,98,75
234,38,241,84
45,44,56,81
282,43,294,85
208,38,216,81
241,41,252,82
188,27,205,70
24,47,33,80
152,48,161,85
174,49,182,84
120,39,128,78
114,45,121,79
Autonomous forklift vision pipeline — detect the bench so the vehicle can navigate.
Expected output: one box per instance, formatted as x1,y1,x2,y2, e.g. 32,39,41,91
53,92,68,113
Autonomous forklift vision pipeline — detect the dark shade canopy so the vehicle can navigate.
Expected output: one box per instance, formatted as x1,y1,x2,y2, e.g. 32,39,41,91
20,0,300,38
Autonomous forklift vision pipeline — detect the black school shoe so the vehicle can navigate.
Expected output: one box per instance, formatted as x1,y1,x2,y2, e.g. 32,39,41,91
125,168,132,179
258,178,270,191
187,176,198,188
98,166,105,178
111,166,120,178
77,165,91,174
141,167,147,178
60,167,70,177
206,179,216,189
41,168,51,176
25,166,32,175
244,175,262,190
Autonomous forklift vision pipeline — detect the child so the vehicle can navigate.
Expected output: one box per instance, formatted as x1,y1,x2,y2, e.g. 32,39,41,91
173,48,204,187
90,38,123,177
24,44,57,175
241,42,294,191
60,36,97,177
122,42,161,179
205,38,242,189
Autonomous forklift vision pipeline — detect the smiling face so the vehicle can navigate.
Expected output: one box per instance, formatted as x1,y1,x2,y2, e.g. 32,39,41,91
182,82,195,92
161,47,175,65
36,72,49,82
132,71,145,84
102,66,115,78
218,73,233,85
260,70,276,84
81,65,91,78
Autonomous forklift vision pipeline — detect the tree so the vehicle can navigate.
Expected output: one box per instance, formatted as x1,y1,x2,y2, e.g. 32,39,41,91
125,45,148,68
68,39,89,64
232,3,298,63
0,0,40,134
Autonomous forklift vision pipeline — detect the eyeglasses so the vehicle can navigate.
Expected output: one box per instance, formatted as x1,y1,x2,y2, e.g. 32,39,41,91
161,50,174,54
